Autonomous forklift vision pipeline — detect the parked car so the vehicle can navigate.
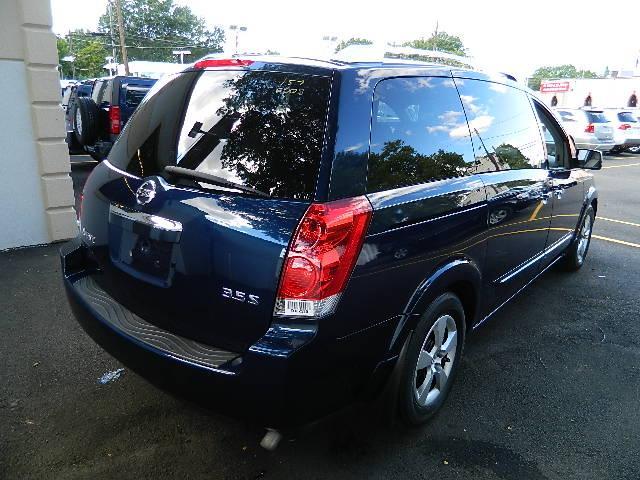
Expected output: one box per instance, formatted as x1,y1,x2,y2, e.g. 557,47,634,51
630,110,640,153
61,82,77,109
61,57,602,435
64,80,94,154
72,76,156,161
603,109,640,153
553,108,615,152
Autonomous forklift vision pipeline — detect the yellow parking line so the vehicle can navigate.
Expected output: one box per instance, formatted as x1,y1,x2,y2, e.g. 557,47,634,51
592,235,640,249
602,163,640,169
598,217,640,228
528,201,544,221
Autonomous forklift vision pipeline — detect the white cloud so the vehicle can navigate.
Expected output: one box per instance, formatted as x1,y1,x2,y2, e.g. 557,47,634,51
459,95,483,114
438,110,463,125
450,114,494,138
426,125,449,134
489,82,509,93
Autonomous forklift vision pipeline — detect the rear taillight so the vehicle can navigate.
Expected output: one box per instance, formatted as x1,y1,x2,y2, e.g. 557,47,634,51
78,193,83,219
584,124,595,133
619,123,631,130
274,196,373,319
109,105,121,135
193,58,254,69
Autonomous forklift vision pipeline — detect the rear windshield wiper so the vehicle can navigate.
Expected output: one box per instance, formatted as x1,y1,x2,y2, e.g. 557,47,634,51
164,165,270,198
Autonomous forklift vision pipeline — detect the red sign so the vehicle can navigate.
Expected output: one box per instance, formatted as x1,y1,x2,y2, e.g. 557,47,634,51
540,81,571,93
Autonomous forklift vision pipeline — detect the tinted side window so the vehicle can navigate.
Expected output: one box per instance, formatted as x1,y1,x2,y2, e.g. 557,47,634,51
367,76,475,193
455,79,545,172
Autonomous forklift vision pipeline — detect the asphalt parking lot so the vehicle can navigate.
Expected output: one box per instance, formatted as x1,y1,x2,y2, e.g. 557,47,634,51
1,154,639,479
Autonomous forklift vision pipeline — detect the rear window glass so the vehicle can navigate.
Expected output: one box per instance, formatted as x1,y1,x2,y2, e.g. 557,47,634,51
558,110,575,121
618,112,638,122
586,111,608,123
109,70,331,200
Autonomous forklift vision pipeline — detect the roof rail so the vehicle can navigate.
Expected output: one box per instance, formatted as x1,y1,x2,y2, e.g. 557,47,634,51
332,44,475,68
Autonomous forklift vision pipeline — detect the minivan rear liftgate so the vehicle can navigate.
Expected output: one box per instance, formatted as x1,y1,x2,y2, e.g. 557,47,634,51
75,64,333,353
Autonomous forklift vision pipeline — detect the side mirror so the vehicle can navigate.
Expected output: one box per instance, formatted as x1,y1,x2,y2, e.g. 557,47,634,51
576,149,602,170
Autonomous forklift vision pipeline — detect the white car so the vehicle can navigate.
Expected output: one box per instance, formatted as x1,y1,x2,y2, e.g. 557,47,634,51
604,109,640,153
554,108,615,152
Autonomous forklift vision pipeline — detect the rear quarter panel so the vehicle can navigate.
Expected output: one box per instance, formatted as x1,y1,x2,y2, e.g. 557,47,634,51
334,178,488,344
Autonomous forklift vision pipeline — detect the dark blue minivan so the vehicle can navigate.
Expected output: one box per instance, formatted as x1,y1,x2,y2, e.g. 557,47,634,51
61,56,602,432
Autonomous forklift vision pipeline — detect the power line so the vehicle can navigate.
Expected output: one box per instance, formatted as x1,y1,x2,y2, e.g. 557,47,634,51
68,30,220,47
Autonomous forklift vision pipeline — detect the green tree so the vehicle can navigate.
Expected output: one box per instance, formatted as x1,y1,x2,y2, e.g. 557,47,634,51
368,140,467,191
74,41,110,78
57,37,73,78
335,37,373,53
97,0,225,62
528,64,598,90
404,32,466,56
57,32,109,79
493,144,530,170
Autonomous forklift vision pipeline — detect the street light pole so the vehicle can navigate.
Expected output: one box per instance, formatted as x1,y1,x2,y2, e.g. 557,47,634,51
114,0,130,75
229,25,247,54
172,50,192,64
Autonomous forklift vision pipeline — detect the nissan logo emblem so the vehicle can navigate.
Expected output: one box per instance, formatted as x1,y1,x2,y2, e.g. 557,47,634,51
136,180,157,205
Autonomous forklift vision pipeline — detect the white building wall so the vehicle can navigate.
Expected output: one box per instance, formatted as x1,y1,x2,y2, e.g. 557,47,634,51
538,78,640,109
0,0,76,250
0,61,50,248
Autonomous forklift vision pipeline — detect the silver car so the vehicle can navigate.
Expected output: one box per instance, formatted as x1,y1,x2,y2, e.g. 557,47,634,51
604,109,640,153
554,108,615,152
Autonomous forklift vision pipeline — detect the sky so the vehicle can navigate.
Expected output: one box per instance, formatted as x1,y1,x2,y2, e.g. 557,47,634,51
51,0,639,80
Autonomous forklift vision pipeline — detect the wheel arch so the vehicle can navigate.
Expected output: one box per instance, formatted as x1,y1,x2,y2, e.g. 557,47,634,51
387,257,482,355
585,184,598,215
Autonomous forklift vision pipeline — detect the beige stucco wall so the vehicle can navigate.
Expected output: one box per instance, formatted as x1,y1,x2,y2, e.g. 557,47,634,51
0,0,76,249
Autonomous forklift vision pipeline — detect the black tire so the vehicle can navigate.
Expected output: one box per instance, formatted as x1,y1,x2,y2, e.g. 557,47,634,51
65,131,83,155
398,293,465,426
73,97,99,147
560,205,595,271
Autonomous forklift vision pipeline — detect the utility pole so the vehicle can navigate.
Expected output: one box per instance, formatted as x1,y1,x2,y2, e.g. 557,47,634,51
114,0,129,75
433,20,439,51
108,1,118,64
228,25,247,54
68,30,76,79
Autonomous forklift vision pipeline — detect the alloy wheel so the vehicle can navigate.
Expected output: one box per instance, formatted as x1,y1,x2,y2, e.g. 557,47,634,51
414,314,458,407
577,214,592,264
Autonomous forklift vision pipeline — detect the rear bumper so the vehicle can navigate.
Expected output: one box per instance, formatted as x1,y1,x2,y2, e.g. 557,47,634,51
60,239,391,427
575,141,616,152
620,139,640,148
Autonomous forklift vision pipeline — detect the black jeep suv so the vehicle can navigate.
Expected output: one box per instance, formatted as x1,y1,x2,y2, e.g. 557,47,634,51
72,76,156,161
62,56,601,432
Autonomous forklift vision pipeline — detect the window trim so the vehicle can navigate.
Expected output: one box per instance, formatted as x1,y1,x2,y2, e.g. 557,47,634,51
531,98,571,170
